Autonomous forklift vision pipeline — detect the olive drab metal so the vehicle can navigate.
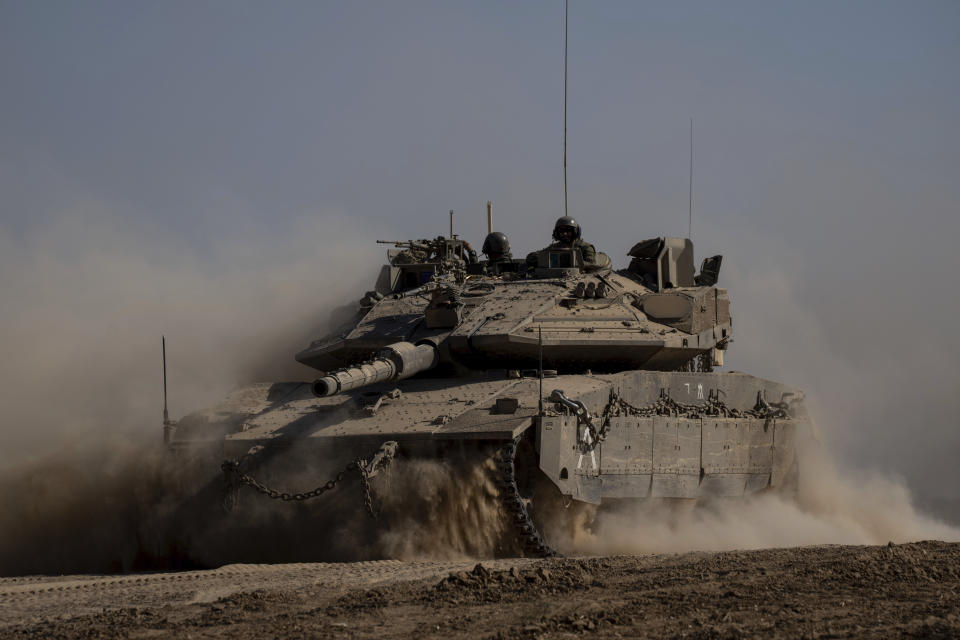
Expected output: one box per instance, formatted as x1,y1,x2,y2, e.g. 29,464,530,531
169,225,808,557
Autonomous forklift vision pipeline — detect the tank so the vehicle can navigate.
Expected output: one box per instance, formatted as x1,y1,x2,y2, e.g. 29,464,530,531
167,231,808,557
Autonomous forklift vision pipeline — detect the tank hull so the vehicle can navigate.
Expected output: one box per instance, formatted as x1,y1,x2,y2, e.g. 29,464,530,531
172,369,805,502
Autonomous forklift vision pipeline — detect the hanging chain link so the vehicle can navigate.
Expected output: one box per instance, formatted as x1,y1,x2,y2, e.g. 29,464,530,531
552,386,801,454
221,440,397,517
598,388,799,421
357,463,379,518
222,459,358,503
495,437,557,558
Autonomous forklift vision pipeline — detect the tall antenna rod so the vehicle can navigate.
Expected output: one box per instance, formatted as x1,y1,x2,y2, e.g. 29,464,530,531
162,335,169,425
688,117,694,239
538,325,544,415
563,0,569,217
161,335,179,445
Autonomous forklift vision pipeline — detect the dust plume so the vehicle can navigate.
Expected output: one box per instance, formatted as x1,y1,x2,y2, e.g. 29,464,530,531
552,433,960,557
375,456,512,560
0,208,379,575
1,206,956,574
0,208,376,462
0,445,513,575
541,240,960,555
0,205,512,574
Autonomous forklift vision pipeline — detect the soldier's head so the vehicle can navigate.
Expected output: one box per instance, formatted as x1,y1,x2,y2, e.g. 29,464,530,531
482,231,511,261
552,216,581,245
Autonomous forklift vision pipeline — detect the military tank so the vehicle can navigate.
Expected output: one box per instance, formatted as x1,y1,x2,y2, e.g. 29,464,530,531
167,222,807,557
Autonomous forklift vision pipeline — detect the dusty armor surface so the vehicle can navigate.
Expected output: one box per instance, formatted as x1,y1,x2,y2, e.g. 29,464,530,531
169,231,808,557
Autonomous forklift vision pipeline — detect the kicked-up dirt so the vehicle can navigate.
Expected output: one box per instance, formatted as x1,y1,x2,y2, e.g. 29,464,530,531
2,541,958,639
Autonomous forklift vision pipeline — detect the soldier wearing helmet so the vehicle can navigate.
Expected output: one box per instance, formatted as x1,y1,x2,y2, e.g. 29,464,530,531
481,231,512,263
479,231,514,276
527,216,598,268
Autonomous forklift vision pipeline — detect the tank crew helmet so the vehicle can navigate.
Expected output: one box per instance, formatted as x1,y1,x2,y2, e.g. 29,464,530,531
552,216,581,242
482,231,511,258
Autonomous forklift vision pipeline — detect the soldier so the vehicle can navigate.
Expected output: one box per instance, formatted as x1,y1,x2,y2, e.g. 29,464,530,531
481,231,512,263
527,216,598,268
462,240,479,264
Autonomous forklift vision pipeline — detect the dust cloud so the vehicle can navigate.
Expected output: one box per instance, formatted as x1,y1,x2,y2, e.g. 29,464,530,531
0,209,375,462
376,456,511,560
555,434,960,558
539,240,960,555
0,209,377,575
1,209,957,576
0,210,511,575
0,447,511,575
704,222,960,527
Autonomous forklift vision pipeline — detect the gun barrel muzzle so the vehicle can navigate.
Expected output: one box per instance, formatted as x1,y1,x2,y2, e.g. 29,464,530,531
312,341,438,397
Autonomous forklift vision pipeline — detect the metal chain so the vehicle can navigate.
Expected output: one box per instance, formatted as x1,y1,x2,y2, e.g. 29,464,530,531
602,390,717,418
222,459,359,503
675,352,716,373
560,388,792,454
696,352,714,373
220,440,398,516
357,463,379,518
551,387,798,456
495,438,557,558
580,413,607,453
597,388,795,421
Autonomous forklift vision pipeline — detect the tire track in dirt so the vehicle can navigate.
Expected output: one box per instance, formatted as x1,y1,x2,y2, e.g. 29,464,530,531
0,558,539,628
4,544,960,638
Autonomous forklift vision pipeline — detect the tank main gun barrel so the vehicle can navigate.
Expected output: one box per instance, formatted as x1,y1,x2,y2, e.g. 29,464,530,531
311,341,438,397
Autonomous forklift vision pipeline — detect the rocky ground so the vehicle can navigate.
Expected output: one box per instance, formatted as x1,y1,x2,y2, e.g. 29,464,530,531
2,541,958,639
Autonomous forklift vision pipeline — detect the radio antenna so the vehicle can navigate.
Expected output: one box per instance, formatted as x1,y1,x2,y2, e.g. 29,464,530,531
162,335,169,425
688,117,694,239
562,0,569,218
538,325,544,415
161,336,178,445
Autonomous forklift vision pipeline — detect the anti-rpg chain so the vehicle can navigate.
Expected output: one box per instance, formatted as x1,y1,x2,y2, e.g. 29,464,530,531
558,387,800,454
495,437,558,559
220,440,397,517
600,388,799,420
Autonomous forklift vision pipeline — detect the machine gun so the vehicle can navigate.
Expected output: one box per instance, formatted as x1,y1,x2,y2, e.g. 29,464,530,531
376,239,431,251
377,236,474,270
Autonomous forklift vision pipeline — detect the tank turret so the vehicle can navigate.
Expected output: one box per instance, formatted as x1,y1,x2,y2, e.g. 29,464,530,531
296,235,729,375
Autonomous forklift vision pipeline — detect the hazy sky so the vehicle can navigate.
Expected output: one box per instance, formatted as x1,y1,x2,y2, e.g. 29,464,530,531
2,2,958,521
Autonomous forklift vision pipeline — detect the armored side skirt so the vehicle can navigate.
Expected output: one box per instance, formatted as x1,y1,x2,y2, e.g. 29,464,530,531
172,369,805,504
537,414,800,503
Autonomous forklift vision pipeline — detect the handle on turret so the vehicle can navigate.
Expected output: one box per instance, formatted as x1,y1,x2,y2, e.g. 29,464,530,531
311,341,439,397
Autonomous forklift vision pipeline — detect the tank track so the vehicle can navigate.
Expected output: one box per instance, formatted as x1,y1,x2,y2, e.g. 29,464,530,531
495,438,558,558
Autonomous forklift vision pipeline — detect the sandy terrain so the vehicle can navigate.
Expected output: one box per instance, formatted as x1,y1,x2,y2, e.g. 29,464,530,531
2,541,958,639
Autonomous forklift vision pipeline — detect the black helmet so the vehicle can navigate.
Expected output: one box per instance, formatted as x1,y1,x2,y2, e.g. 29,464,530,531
552,216,581,241
482,231,511,256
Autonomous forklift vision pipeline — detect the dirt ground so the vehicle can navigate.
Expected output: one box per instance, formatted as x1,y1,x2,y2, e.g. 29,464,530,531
2,541,958,639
